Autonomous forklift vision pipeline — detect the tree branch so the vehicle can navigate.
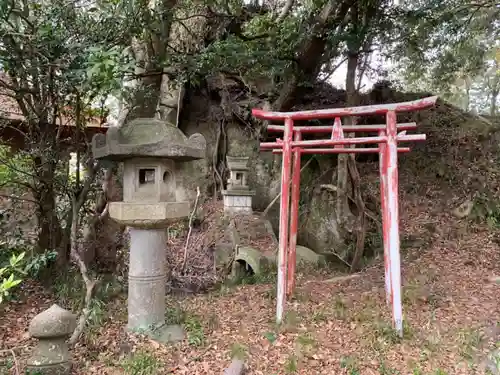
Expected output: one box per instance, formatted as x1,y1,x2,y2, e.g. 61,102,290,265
276,0,295,22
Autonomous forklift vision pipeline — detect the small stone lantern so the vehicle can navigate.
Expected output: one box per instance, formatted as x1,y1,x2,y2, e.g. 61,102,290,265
92,118,206,333
221,156,255,214
27,304,76,375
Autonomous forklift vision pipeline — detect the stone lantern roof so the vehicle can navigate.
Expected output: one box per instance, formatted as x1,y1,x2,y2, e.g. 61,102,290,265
92,118,206,161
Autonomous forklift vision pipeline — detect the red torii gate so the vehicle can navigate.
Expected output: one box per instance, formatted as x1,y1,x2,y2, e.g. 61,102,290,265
252,96,438,336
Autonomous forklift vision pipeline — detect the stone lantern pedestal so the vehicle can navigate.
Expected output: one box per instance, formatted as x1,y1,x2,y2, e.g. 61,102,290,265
222,156,255,214
92,118,206,335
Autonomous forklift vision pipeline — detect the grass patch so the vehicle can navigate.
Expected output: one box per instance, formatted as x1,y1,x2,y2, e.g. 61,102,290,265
458,327,484,361
230,343,248,360
333,296,347,320
311,309,328,322
121,350,160,375
185,314,205,347
340,355,360,374
284,354,299,373
165,303,187,325
379,360,401,374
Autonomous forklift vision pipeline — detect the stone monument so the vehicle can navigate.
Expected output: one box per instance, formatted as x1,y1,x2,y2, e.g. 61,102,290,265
221,156,255,214
27,304,76,375
92,118,206,335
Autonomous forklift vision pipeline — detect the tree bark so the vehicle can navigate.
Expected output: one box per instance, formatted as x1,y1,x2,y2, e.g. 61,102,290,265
336,52,358,228
490,89,498,116
33,154,63,261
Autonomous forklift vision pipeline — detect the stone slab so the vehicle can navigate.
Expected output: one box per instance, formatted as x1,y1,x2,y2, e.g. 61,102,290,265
151,324,186,344
109,201,190,228
268,245,325,268
226,156,250,171
92,118,206,162
224,359,246,375
223,195,253,214
221,189,256,196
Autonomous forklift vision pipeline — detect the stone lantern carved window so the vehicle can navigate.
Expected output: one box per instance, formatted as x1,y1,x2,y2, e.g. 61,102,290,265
162,170,173,184
139,168,156,185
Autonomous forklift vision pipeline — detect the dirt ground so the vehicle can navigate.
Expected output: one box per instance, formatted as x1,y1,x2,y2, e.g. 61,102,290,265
2,196,500,374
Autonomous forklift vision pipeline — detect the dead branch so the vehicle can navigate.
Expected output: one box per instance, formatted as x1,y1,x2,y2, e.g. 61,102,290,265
7,349,19,375
182,186,201,272
305,273,360,284
68,199,97,346
67,159,104,346
276,0,295,22
262,156,315,217
212,121,224,198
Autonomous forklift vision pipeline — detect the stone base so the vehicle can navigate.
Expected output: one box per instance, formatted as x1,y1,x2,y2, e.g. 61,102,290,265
150,324,186,344
27,338,71,375
222,190,255,214
109,201,190,229
26,363,71,375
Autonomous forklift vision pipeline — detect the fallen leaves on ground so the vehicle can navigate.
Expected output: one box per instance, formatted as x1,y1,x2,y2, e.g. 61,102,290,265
2,205,500,375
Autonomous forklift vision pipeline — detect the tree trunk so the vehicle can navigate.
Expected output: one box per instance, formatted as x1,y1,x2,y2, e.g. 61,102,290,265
336,53,358,228
339,44,367,271
33,156,63,261
464,79,471,112
490,89,498,116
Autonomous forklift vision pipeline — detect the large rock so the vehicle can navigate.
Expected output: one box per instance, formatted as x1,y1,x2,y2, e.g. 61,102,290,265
267,245,325,268
296,245,326,266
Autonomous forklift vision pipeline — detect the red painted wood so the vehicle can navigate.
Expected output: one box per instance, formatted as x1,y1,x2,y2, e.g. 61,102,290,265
254,98,436,332
252,96,438,121
260,134,425,149
385,110,403,336
331,117,344,149
276,118,293,323
266,122,417,133
271,147,411,154
379,129,391,306
287,131,302,297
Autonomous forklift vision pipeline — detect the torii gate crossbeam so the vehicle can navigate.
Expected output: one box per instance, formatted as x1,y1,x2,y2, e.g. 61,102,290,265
252,96,438,337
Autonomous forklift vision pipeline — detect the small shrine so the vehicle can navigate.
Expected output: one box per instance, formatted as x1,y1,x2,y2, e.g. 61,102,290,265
221,156,255,214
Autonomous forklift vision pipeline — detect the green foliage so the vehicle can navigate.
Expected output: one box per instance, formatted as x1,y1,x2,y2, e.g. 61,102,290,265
121,350,160,375
284,354,298,373
0,249,56,304
0,252,23,303
391,1,499,113
185,315,205,347
340,355,360,374
229,342,248,360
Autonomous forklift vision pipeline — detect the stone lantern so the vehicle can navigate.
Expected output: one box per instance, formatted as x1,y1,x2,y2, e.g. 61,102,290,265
92,118,206,334
221,156,255,214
